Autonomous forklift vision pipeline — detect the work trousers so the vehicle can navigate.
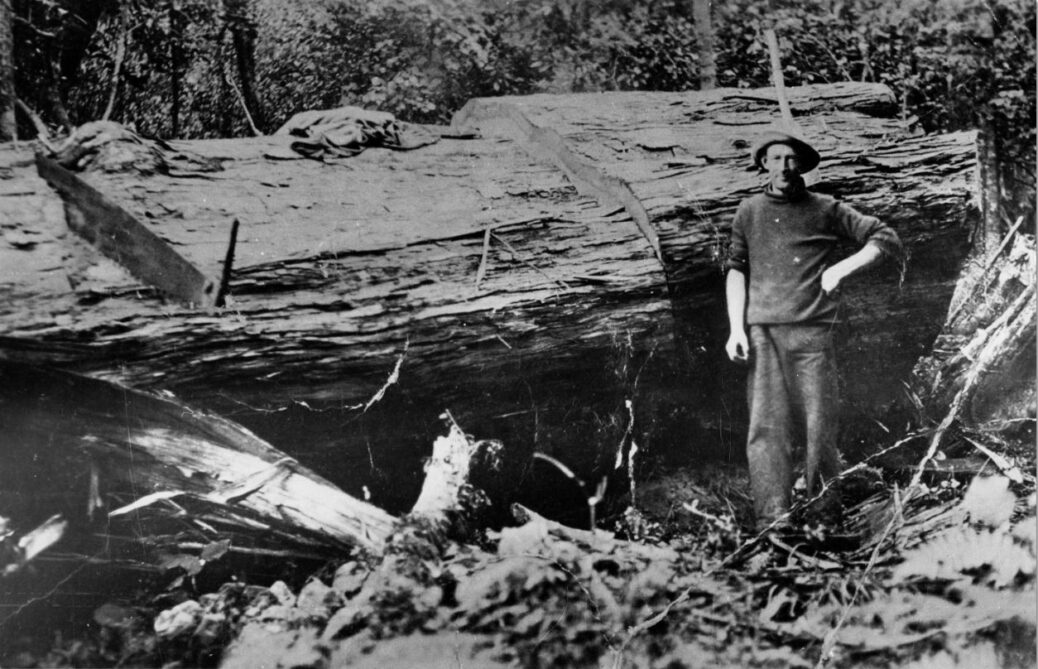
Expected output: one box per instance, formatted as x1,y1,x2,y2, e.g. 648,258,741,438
746,323,841,524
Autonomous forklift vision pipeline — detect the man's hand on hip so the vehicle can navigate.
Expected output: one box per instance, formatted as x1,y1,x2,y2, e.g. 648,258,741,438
822,243,885,294
821,265,845,294
726,330,749,363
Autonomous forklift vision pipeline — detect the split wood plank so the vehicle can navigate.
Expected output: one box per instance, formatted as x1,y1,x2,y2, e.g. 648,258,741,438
35,153,218,307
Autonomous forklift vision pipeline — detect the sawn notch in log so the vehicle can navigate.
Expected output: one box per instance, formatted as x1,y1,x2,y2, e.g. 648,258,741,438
35,153,219,308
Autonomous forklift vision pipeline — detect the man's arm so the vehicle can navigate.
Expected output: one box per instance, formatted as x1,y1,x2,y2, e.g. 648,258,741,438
820,242,884,294
825,199,903,294
725,269,749,362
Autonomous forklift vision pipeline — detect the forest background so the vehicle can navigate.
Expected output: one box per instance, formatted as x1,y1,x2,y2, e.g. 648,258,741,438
6,0,1036,223
0,2,1035,667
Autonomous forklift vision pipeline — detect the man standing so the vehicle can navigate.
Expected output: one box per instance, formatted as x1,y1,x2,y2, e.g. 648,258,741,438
725,130,902,529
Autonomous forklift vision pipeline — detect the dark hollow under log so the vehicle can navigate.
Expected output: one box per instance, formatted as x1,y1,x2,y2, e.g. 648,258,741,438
0,82,978,511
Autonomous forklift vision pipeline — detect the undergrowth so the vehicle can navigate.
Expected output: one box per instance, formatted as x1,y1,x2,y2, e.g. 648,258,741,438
7,431,1034,669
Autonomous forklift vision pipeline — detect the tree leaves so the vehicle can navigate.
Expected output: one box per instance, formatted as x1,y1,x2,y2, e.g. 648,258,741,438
789,586,1036,651
960,474,1017,528
892,475,1036,588
893,526,1035,587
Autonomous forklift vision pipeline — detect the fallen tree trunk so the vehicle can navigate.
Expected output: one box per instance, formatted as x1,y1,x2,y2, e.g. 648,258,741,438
0,359,510,581
0,358,397,558
453,83,979,423
0,359,530,656
0,82,978,508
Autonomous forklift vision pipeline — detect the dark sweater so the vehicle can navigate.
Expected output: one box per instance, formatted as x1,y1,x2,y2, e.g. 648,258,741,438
726,186,902,324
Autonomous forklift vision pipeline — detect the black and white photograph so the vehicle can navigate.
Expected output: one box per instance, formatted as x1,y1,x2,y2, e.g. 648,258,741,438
0,1,1034,666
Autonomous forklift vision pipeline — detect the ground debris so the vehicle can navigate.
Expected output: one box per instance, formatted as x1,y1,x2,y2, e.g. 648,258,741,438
169,467,1036,668
780,585,1035,652
3,391,1033,668
5,457,1034,669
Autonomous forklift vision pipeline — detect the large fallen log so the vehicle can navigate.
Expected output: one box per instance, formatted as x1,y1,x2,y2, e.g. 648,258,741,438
0,359,507,577
0,359,521,653
0,82,978,508
453,82,979,421
0,358,396,558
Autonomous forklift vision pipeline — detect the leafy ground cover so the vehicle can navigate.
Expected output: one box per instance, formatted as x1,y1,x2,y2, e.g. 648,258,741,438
5,427,1033,669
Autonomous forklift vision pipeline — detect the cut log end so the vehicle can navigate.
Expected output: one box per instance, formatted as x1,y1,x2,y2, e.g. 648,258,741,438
406,412,519,542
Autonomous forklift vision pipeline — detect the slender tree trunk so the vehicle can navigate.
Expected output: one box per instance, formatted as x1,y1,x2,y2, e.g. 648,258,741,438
47,1,108,130
44,65,72,132
0,0,15,140
218,27,233,137
225,0,264,133
691,0,716,90
101,10,127,122
57,1,106,102
977,122,1004,258
169,1,182,138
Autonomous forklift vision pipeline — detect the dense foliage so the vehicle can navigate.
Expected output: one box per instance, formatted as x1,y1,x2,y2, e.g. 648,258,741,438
11,0,1036,175
5,468,1035,668
714,0,1036,165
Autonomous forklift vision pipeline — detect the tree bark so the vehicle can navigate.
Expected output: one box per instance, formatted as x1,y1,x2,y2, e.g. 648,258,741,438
224,0,265,133
169,1,182,138
0,83,979,508
56,0,107,106
0,0,15,141
691,0,716,90
43,62,73,132
101,10,127,122
451,82,978,426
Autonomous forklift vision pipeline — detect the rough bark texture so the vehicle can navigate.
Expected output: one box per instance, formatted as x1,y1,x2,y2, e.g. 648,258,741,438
454,83,978,447
0,133,669,510
168,2,182,138
0,0,14,141
0,82,978,510
691,0,716,90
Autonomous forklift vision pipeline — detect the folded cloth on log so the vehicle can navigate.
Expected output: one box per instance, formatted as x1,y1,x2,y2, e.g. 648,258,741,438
51,121,223,175
274,106,440,160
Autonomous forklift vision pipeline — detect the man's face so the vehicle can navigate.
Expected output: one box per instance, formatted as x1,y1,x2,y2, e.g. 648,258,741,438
764,143,801,192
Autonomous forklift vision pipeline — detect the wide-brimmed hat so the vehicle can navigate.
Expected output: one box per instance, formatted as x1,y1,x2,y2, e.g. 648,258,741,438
752,130,821,173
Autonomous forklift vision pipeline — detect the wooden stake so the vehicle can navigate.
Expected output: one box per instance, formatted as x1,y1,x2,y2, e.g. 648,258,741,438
764,28,817,184
765,29,794,127
215,217,240,307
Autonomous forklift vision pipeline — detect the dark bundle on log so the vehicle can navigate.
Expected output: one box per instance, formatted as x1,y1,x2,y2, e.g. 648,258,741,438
0,82,979,509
